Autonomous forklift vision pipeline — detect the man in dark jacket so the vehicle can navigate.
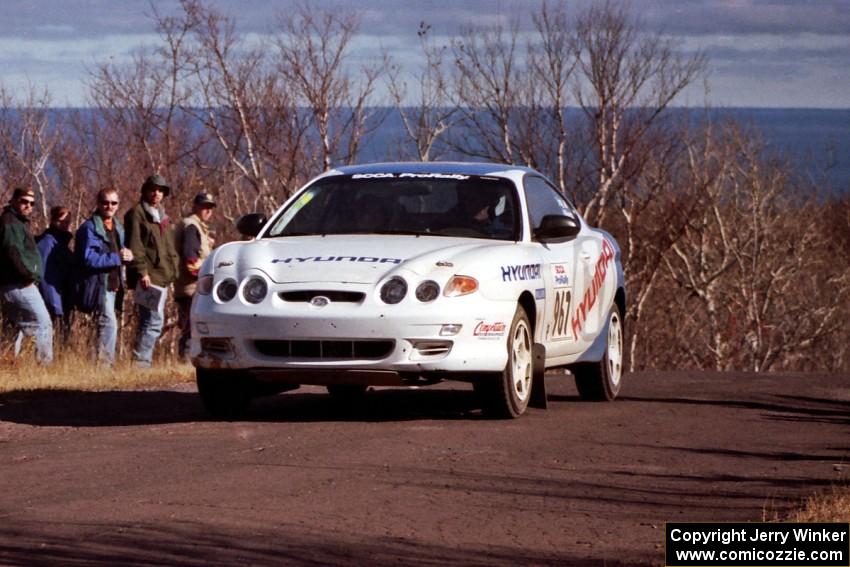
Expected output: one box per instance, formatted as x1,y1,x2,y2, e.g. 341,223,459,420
37,205,74,345
124,174,178,367
0,188,53,364
75,188,133,365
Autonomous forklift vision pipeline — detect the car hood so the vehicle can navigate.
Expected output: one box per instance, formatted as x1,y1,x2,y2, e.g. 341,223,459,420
223,235,513,284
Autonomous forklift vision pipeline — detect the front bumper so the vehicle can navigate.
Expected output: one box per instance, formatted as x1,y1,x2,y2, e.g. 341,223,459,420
190,285,515,383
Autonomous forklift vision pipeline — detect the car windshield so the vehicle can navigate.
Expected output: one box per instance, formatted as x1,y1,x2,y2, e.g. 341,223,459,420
265,174,520,240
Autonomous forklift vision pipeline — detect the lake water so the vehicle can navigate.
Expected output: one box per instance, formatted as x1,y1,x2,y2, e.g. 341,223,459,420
361,108,850,194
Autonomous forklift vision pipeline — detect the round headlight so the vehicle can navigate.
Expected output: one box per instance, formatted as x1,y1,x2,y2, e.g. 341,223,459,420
215,278,238,302
415,280,440,302
242,276,268,304
197,274,214,296
380,277,407,304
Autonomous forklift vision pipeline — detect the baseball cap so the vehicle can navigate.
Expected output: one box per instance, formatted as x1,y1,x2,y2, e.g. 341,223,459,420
142,174,171,196
11,188,36,201
193,191,217,207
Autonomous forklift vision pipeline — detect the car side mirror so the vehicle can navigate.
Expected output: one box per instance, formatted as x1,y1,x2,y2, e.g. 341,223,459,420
236,213,267,237
534,215,581,241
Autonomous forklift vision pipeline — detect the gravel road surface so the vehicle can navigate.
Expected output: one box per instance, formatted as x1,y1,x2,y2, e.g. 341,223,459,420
1,370,848,565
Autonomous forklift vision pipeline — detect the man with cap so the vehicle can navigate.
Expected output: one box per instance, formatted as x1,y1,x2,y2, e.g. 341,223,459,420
0,188,53,364
124,174,179,367
174,191,216,361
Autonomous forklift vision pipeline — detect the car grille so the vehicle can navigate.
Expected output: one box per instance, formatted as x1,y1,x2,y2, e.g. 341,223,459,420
254,339,394,359
279,290,365,303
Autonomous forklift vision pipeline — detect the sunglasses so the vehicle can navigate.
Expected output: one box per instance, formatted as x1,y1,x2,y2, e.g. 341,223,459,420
99,200,119,206
18,199,35,206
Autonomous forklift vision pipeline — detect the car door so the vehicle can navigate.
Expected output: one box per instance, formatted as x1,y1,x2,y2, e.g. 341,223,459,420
523,176,587,359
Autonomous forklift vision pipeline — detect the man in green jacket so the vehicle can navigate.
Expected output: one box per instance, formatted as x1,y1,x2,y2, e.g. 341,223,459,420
0,188,53,364
124,174,178,367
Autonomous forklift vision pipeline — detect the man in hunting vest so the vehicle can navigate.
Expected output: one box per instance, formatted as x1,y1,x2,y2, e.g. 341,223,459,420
174,191,216,361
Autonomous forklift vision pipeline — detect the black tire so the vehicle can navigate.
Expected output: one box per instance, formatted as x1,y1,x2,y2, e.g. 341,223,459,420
196,368,253,418
477,306,534,418
571,305,624,401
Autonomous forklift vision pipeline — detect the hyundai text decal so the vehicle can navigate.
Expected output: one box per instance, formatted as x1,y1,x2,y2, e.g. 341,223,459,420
571,239,615,339
501,263,541,282
273,256,404,264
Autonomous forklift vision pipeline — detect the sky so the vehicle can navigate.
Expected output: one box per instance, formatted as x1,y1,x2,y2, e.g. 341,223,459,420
1,0,849,108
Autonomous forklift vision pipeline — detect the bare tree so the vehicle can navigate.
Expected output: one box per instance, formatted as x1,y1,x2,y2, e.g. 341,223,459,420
387,22,458,162
571,1,706,226
0,85,60,221
528,2,578,192
664,122,848,371
274,4,386,171
449,18,539,166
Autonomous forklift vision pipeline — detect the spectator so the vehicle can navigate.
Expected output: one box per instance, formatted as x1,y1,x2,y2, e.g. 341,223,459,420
124,174,178,368
174,191,216,361
36,205,75,346
75,188,133,365
0,188,53,364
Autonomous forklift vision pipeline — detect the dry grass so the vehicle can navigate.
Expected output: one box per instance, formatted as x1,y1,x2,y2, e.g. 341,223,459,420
787,484,850,523
0,351,194,393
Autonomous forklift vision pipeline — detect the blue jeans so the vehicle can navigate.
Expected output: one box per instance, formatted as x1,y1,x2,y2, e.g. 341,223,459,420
96,290,118,365
133,289,166,367
1,283,53,364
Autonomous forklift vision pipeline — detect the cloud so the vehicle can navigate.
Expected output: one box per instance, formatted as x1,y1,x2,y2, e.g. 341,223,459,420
0,0,847,107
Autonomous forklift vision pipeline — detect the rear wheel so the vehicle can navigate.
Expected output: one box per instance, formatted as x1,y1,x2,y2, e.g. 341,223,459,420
477,306,533,418
572,306,623,401
196,368,253,418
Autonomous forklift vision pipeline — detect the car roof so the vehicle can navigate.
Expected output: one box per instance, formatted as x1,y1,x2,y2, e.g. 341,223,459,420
332,161,538,177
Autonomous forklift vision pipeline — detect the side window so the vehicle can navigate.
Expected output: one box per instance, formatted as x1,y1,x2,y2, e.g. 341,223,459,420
524,176,577,230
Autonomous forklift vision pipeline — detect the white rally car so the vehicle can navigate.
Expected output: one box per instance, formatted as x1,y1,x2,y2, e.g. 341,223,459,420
191,162,625,418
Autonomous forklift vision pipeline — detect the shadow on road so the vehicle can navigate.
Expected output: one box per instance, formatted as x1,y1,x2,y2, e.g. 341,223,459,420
0,519,646,567
618,394,850,425
0,387,496,427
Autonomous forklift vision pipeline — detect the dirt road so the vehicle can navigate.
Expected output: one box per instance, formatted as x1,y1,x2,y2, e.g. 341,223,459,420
1,370,848,565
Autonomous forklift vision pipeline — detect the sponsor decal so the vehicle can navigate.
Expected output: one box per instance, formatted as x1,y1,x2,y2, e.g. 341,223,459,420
571,239,615,339
273,256,404,264
501,263,541,282
473,321,506,338
351,173,469,180
551,263,570,285
436,260,454,267
535,288,546,300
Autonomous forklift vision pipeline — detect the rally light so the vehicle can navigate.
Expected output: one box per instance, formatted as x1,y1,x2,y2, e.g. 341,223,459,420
242,276,268,304
197,274,214,295
415,280,440,302
215,278,238,302
443,275,478,297
380,277,407,304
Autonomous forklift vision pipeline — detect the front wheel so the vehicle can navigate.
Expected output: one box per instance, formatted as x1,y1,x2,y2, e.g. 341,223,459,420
477,306,534,418
196,368,253,418
571,306,624,401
